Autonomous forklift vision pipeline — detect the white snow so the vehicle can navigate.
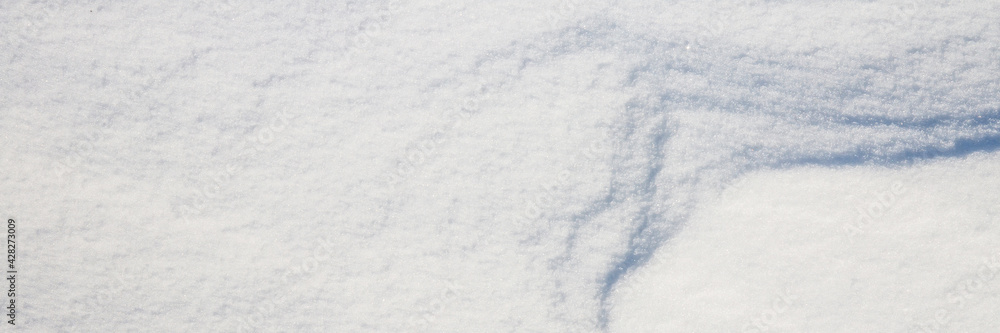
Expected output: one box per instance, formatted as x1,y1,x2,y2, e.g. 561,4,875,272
609,152,1000,332
1,0,998,332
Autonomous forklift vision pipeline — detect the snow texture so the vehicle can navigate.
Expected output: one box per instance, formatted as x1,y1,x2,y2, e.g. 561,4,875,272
1,0,998,332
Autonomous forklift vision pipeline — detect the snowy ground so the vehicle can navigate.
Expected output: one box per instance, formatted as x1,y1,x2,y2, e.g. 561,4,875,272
2,0,999,332
611,153,1000,332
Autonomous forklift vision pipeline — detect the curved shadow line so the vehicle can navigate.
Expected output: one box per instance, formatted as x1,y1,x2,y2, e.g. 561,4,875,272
596,134,1000,330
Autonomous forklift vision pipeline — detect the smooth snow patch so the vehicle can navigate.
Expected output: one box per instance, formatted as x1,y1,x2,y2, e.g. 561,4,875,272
610,151,1000,332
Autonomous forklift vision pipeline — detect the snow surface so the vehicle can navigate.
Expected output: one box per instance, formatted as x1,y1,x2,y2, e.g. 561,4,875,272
610,153,1000,332
1,0,998,332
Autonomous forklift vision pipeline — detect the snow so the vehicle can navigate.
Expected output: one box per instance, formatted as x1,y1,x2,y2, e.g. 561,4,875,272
609,153,1000,332
1,0,998,332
